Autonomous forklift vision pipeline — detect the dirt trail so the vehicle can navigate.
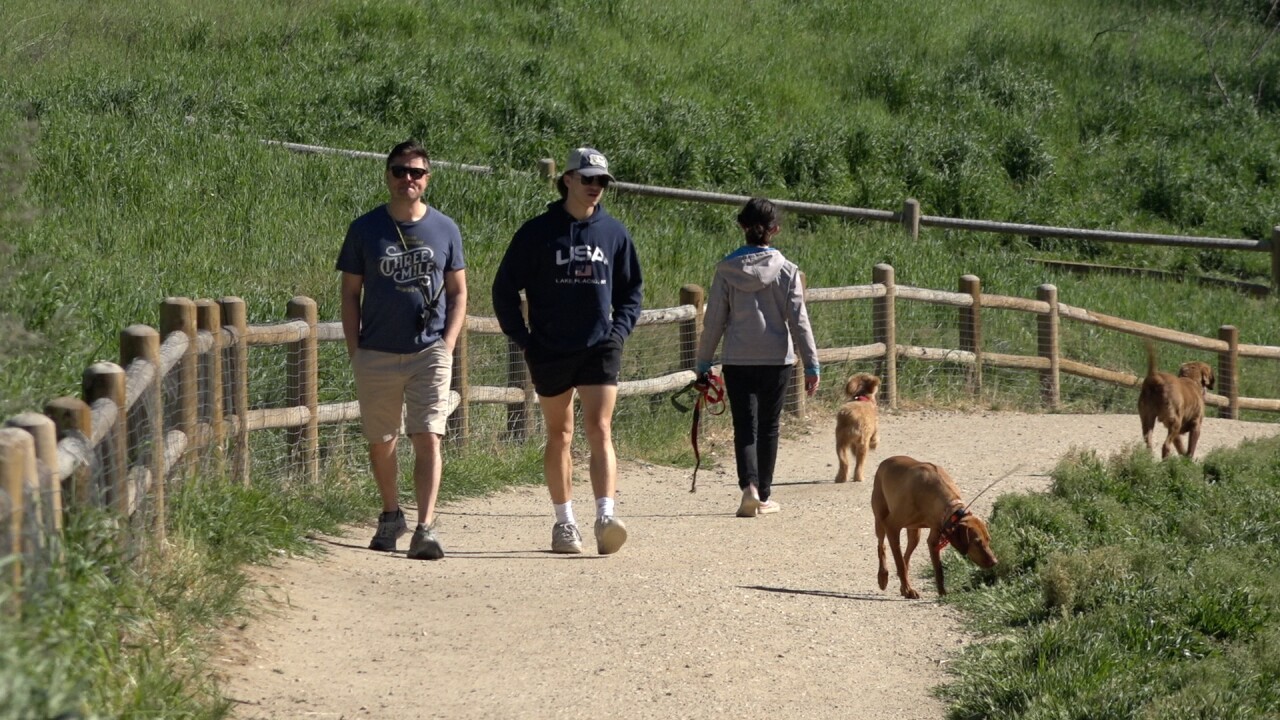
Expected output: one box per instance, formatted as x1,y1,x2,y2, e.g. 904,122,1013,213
219,410,1280,720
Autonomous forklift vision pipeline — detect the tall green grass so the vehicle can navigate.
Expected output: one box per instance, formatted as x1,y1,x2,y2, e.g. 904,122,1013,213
3,0,1279,417
941,437,1280,718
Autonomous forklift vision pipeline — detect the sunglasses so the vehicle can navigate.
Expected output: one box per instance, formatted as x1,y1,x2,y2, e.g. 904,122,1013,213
577,174,611,188
389,165,429,180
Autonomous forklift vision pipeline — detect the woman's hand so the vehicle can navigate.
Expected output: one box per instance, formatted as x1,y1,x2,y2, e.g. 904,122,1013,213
804,375,819,397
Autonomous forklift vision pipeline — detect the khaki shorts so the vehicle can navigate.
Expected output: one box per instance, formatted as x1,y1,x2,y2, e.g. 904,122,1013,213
352,344,453,443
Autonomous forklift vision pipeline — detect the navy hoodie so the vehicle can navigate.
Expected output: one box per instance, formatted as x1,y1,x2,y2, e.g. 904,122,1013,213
492,201,643,355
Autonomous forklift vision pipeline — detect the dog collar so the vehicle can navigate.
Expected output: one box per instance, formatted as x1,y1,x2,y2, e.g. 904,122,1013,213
934,507,969,552
852,394,872,402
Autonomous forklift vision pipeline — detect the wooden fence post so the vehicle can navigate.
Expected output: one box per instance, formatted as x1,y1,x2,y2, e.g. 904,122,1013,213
785,273,807,417
196,300,226,478
679,284,704,371
219,297,250,486
506,296,534,442
901,198,920,241
959,275,983,398
287,297,319,484
448,324,470,446
44,397,91,506
83,362,128,518
873,264,897,409
0,427,35,614
1271,225,1279,294
4,414,60,557
1218,325,1239,420
539,158,557,190
1037,284,1061,410
120,325,165,539
160,298,198,471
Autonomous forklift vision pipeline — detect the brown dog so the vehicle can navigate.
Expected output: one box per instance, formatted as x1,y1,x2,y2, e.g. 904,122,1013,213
872,455,997,599
834,373,881,483
1138,341,1214,459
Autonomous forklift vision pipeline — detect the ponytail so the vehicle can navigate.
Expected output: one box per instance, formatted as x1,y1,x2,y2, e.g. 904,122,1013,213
737,197,780,246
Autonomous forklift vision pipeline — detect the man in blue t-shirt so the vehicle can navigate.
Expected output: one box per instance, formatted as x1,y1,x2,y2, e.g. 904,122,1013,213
336,140,467,560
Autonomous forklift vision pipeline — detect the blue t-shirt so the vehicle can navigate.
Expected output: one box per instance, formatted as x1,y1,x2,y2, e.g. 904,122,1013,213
336,204,465,353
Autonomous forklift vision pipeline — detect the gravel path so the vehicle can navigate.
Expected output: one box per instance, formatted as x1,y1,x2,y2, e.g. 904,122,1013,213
219,410,1280,720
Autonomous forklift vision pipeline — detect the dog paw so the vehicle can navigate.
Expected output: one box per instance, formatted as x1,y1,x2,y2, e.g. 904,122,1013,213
902,587,920,600
877,571,888,590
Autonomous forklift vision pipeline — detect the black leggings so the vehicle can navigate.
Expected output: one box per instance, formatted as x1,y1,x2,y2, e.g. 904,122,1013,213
722,365,790,502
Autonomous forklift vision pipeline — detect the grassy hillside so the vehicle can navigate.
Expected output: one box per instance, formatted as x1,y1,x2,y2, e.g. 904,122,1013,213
2,0,1278,416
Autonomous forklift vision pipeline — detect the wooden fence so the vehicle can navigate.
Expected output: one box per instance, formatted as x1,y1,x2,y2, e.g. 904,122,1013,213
4,266,1280,610
266,140,1280,291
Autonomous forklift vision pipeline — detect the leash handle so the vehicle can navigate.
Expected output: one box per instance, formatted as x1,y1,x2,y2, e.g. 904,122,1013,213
688,371,726,492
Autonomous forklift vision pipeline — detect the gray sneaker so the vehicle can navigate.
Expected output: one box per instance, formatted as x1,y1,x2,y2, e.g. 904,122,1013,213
369,508,408,552
551,521,583,554
408,523,445,560
594,516,628,555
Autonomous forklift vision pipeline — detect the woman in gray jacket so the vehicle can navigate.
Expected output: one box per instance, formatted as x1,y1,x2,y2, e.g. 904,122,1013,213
695,198,820,517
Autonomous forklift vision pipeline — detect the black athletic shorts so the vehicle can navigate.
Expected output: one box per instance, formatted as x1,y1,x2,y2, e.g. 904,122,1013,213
526,334,623,398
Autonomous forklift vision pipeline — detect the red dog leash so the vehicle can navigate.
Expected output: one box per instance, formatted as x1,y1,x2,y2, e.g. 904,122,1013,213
688,371,725,493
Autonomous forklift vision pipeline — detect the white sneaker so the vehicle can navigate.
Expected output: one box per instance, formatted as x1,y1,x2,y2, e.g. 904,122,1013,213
736,486,761,518
757,499,781,515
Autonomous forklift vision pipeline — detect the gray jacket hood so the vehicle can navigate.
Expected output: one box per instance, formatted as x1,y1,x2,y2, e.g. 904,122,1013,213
718,247,786,291
694,245,820,373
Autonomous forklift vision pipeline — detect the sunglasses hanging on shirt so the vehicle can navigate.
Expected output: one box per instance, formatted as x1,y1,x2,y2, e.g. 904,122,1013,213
391,220,445,333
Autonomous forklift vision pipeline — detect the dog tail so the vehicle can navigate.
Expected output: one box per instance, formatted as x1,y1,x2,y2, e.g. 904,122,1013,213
1144,340,1158,379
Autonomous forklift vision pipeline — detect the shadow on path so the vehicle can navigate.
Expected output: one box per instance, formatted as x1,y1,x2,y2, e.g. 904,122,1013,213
741,584,913,603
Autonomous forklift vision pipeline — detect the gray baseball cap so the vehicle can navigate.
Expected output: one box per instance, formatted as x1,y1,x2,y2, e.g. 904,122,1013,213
565,147,615,180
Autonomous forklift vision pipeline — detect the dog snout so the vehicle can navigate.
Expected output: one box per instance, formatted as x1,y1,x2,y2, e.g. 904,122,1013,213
968,544,998,569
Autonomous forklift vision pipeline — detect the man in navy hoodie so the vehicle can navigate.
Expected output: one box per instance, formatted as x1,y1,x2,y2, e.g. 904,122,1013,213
492,147,643,555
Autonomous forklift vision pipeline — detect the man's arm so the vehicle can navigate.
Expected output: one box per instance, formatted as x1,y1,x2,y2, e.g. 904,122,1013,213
442,268,468,351
610,235,644,339
340,271,363,357
491,239,531,348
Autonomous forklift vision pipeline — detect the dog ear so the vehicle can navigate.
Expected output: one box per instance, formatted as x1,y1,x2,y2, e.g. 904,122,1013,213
866,375,881,397
1203,365,1215,390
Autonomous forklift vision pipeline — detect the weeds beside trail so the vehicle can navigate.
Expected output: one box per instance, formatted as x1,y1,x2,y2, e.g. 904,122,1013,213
942,436,1280,719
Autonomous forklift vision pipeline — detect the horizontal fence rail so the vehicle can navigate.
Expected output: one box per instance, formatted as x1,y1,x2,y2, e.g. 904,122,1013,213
268,141,1280,290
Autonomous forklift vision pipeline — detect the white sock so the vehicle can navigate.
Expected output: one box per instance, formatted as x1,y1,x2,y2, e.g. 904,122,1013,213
554,501,575,525
596,496,614,519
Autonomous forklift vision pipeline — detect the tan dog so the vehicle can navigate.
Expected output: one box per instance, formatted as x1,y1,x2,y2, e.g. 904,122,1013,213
872,455,997,599
834,373,881,483
1138,341,1214,459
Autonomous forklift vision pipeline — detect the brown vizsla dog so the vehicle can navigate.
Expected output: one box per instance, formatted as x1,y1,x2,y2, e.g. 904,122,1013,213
1138,341,1214,459
834,373,880,483
872,455,997,599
